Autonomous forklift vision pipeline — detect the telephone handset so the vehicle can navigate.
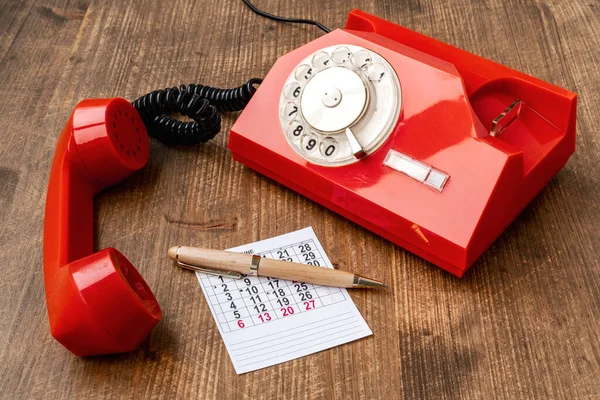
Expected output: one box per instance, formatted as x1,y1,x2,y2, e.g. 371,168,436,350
44,76,261,356
44,99,162,356
279,44,401,166
230,10,577,277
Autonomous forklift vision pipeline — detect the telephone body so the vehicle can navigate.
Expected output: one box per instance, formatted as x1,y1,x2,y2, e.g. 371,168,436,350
229,10,577,277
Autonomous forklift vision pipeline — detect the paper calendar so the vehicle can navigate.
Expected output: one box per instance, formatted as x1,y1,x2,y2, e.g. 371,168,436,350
194,227,372,374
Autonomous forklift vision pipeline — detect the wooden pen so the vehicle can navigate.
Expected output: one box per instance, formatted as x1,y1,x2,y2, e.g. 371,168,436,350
168,246,385,288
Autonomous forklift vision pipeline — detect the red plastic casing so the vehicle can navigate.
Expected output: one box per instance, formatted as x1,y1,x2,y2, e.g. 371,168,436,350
229,10,577,277
44,98,162,356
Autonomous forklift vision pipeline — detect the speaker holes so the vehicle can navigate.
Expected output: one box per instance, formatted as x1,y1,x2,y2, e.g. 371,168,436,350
112,123,116,128
115,134,119,139
120,144,124,149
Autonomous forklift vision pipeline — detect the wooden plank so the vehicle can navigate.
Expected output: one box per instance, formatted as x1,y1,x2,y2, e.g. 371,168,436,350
0,0,598,398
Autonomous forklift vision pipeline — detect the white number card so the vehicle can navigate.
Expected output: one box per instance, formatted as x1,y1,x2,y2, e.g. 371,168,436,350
195,227,372,374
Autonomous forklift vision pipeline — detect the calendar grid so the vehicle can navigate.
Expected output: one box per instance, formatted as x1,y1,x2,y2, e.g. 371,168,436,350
193,227,373,374
198,239,347,334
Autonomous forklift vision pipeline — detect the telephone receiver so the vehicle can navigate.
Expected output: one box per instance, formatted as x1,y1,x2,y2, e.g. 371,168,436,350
44,98,161,356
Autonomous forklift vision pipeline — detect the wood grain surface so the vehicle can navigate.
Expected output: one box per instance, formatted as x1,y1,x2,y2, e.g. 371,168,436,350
1,0,599,398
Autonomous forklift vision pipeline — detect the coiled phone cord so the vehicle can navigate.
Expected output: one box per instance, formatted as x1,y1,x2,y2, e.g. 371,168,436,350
132,79,262,146
132,0,330,146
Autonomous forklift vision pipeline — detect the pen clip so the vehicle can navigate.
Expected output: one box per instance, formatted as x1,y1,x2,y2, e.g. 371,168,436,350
176,260,243,279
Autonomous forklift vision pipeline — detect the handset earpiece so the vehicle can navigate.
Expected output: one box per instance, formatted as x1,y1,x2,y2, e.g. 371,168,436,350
44,98,161,356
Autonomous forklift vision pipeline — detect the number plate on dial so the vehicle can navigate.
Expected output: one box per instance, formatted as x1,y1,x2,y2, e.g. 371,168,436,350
279,44,402,166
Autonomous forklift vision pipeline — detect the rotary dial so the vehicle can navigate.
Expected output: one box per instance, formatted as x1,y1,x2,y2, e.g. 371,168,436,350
279,44,402,166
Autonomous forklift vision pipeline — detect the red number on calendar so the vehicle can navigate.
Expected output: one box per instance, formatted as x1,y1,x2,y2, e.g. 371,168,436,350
281,306,295,316
303,300,315,310
237,320,245,328
258,312,272,322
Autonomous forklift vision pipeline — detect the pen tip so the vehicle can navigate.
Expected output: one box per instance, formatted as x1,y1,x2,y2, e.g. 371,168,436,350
167,246,179,260
353,275,387,288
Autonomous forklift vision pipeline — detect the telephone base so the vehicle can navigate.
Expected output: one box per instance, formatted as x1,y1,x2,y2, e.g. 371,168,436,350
230,10,576,277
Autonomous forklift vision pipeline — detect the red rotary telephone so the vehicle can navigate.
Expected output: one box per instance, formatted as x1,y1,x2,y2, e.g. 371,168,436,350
230,10,577,277
43,9,576,356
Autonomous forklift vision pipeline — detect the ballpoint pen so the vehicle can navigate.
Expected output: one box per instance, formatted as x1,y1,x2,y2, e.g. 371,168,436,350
168,246,386,288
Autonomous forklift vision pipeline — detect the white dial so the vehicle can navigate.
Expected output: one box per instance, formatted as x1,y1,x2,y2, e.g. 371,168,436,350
279,44,402,166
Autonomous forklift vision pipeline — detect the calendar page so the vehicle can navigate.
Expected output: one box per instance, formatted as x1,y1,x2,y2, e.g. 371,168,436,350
195,227,372,374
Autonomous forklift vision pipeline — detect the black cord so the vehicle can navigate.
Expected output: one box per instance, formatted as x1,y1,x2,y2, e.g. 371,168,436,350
132,79,262,146
242,0,331,33
132,2,331,146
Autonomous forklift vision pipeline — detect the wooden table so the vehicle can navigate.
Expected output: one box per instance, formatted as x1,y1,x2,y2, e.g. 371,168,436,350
1,0,598,398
